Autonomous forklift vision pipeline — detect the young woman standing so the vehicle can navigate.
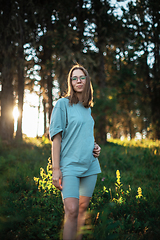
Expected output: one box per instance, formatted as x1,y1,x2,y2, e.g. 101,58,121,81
50,64,101,240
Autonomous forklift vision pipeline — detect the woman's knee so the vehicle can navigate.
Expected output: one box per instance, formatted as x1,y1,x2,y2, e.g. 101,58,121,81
79,197,91,214
64,198,79,219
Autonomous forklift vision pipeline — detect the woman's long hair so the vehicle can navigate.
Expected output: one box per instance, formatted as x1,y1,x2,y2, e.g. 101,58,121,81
66,64,93,108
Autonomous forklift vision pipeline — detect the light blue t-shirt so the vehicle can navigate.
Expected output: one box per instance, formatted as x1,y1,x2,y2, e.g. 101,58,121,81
49,97,101,177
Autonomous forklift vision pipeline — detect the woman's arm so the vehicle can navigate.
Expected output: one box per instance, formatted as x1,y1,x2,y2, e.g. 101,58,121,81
52,133,62,190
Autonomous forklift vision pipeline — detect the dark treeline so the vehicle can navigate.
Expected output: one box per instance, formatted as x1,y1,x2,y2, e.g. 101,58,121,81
0,0,160,144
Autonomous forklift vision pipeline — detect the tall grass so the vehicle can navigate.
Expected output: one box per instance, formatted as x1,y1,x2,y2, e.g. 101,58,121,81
0,137,160,239
90,139,160,240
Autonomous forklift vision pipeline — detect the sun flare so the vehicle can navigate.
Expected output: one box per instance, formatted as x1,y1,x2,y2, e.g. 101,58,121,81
13,107,19,121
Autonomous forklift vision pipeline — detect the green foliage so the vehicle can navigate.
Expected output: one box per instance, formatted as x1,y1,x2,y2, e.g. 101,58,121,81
87,139,160,240
88,170,149,240
0,138,160,239
34,157,61,197
0,138,63,240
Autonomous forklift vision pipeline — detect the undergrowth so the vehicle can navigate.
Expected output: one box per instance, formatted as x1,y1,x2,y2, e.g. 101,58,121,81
0,137,160,239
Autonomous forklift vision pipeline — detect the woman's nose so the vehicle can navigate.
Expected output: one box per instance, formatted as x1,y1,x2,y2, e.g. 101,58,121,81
77,77,81,82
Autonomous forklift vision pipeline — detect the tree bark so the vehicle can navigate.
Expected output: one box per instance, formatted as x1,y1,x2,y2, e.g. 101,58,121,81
16,22,24,140
47,74,53,121
16,45,24,139
150,11,160,139
43,98,47,134
95,48,107,145
128,117,134,139
0,54,14,141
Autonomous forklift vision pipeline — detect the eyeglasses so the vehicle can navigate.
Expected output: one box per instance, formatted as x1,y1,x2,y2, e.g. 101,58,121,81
71,76,86,81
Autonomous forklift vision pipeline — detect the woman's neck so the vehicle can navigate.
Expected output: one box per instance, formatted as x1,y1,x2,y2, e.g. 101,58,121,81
76,92,83,102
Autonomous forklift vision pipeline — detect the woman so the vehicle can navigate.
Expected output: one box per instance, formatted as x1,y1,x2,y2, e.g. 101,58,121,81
49,64,101,240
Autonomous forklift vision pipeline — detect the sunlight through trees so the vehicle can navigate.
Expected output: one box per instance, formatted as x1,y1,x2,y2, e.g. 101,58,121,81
0,0,159,142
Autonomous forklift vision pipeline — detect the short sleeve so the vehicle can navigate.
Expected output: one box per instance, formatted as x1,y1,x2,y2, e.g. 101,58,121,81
49,99,67,141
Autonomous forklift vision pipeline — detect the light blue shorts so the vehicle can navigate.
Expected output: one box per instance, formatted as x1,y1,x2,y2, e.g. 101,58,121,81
61,174,97,200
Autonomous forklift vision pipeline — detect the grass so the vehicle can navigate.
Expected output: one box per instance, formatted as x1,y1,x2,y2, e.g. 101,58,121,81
0,137,160,239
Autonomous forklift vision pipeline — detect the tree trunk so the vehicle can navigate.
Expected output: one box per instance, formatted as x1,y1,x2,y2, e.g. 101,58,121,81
47,74,53,121
128,117,134,139
36,95,41,137
43,98,47,135
16,23,24,140
95,48,107,144
0,54,14,141
151,84,160,139
150,13,160,139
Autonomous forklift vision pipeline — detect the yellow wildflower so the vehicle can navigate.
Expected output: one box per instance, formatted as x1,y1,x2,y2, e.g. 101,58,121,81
48,157,52,164
136,187,143,198
116,170,121,185
154,149,157,155
103,186,108,193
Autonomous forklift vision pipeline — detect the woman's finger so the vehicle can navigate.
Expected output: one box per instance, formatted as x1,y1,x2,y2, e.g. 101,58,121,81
93,152,100,157
52,178,62,190
93,148,101,153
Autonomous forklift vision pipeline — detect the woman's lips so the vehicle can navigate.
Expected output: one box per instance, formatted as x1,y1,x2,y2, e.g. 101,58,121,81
76,85,83,88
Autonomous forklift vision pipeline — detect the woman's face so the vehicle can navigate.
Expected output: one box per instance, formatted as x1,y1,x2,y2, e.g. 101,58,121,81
71,69,86,94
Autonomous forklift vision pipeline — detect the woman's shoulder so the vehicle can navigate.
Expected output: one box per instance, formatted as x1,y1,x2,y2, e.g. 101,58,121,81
55,97,69,108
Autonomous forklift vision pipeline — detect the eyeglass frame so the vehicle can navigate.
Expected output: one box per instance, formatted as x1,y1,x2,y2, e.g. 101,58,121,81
71,75,86,81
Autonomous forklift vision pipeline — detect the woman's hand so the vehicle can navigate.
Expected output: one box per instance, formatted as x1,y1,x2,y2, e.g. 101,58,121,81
52,168,62,191
93,142,101,158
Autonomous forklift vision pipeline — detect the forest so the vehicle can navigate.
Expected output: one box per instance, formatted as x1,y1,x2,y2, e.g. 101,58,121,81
0,1,160,239
0,0,160,144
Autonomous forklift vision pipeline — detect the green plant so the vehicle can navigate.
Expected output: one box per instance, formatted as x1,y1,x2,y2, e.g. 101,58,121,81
0,138,160,240
0,138,64,240
88,168,159,240
34,158,54,194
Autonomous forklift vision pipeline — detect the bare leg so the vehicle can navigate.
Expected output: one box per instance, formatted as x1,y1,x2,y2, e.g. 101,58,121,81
76,196,91,240
63,197,79,240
